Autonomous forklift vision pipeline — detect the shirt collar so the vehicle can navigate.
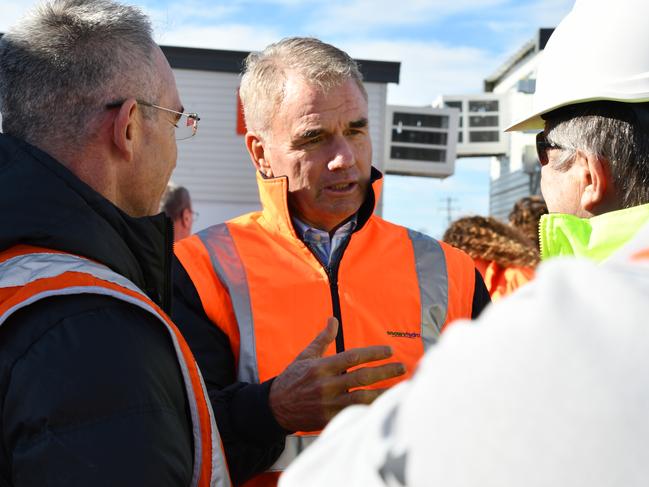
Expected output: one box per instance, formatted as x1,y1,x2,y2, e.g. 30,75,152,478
292,214,358,242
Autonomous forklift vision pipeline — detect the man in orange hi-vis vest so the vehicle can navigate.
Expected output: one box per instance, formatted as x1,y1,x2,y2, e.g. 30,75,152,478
282,2,649,485
173,37,491,486
0,1,229,485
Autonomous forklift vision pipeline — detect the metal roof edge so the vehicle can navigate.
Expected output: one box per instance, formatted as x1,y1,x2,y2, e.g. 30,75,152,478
161,44,400,84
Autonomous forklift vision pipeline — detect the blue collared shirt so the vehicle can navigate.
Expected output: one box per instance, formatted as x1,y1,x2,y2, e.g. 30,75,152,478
292,215,357,267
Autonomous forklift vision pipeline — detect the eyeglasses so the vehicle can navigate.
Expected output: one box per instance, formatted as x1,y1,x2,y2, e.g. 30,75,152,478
535,131,563,166
106,99,200,140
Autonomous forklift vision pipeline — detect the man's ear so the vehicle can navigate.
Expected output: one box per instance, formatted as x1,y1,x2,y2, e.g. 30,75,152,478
181,208,192,228
580,152,611,213
112,98,139,162
245,131,273,177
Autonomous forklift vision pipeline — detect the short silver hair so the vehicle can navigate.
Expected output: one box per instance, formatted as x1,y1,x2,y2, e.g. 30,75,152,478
239,37,367,137
0,0,160,152
545,101,649,208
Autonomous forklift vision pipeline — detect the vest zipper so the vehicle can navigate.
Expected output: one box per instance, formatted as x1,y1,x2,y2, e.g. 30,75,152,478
305,237,352,354
325,265,344,353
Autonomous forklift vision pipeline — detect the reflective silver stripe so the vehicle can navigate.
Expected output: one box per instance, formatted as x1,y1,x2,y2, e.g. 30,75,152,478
0,253,230,487
407,229,448,350
268,434,319,472
0,252,143,294
197,225,259,383
196,365,230,487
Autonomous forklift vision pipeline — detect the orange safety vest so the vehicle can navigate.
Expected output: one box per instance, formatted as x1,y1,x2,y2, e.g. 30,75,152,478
0,245,231,487
176,173,477,487
474,259,536,301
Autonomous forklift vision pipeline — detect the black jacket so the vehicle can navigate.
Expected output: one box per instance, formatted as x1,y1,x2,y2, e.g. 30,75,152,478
0,134,193,486
171,171,491,485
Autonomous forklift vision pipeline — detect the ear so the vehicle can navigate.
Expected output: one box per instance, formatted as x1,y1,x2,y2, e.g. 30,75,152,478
245,131,273,177
112,98,139,162
580,152,610,213
181,208,192,228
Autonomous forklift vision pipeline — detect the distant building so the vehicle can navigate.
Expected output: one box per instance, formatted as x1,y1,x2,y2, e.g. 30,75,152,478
435,28,554,220
483,28,554,220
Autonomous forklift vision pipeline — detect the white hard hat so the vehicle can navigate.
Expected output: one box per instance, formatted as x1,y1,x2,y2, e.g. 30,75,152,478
507,0,649,132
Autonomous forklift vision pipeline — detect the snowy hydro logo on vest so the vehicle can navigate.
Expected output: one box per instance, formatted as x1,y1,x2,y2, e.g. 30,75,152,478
386,331,421,339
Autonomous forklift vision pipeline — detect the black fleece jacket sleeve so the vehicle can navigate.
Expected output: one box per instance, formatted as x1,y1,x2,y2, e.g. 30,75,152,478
171,258,287,485
0,294,193,487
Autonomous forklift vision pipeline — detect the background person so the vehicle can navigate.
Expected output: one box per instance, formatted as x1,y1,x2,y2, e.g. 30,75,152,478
161,183,196,241
0,1,226,485
443,215,539,300
508,195,548,252
172,37,490,485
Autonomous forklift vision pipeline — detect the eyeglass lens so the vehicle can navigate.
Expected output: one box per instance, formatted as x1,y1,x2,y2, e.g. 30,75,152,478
536,132,550,166
176,114,199,140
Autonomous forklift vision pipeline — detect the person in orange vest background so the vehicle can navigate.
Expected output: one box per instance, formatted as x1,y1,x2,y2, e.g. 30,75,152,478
161,183,198,242
0,1,228,485
172,36,491,486
443,215,539,301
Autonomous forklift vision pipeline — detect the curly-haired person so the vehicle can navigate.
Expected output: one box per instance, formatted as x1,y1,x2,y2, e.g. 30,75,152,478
443,215,539,300
508,195,548,251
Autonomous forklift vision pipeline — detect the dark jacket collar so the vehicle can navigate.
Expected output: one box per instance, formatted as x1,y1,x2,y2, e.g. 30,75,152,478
0,134,173,310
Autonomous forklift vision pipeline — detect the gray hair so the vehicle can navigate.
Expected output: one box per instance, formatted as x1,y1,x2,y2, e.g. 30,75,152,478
239,37,366,136
0,0,160,152
545,101,649,208
160,184,191,220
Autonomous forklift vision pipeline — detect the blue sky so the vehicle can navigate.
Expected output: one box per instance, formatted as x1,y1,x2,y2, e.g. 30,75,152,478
1,0,575,237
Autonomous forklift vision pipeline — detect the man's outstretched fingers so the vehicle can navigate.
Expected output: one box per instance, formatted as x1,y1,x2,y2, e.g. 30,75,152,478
321,345,394,374
343,362,406,390
338,388,387,408
296,317,339,360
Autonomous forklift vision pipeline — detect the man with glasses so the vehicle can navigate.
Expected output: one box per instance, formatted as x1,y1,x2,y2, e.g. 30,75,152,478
280,1,649,485
529,103,649,261
0,1,227,486
513,5,649,263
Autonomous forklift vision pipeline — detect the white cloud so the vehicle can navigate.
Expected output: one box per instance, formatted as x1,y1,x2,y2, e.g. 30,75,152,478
333,39,501,105
153,23,280,52
305,0,508,35
142,2,239,31
484,0,575,46
523,0,575,27
233,0,308,5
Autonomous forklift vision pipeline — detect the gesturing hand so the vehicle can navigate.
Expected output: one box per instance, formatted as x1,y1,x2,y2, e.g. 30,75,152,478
269,317,406,433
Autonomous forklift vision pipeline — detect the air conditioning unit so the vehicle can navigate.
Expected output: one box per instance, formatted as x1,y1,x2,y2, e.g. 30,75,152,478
433,94,510,157
383,105,459,178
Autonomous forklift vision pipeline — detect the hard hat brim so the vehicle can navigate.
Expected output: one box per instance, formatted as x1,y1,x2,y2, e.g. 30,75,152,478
507,93,649,132
505,114,545,132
